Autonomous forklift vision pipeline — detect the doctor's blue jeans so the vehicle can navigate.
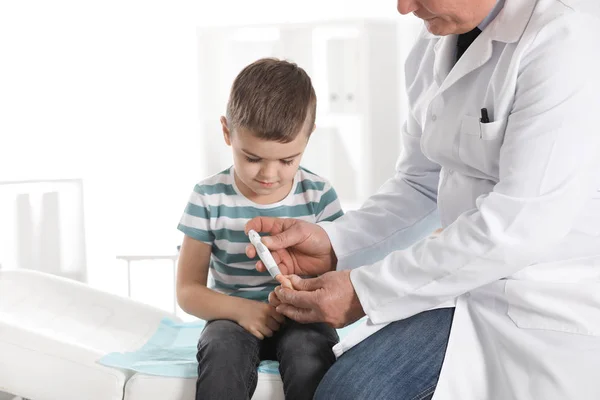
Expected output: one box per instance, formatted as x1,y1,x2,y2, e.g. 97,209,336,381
314,307,455,400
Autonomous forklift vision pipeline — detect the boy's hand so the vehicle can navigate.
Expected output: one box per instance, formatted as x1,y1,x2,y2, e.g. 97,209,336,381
276,274,294,290
235,299,286,340
268,274,296,307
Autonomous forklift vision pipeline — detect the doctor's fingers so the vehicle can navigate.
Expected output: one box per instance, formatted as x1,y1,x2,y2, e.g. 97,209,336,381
244,243,283,263
276,304,321,324
245,217,299,246
246,251,283,273
275,286,321,310
245,244,257,259
288,274,321,291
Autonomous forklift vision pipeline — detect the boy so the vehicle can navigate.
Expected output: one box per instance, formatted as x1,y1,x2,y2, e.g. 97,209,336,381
176,58,344,400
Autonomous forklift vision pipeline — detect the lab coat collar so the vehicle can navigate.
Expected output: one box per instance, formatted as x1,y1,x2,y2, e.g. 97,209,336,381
487,0,536,43
478,0,505,32
426,0,537,92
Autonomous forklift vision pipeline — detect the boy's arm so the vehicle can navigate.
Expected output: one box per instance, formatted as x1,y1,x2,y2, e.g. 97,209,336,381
176,235,252,322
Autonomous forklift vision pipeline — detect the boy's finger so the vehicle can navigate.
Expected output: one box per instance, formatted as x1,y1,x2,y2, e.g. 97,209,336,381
261,326,274,338
268,291,281,307
270,309,285,324
251,329,264,340
267,317,281,332
276,274,293,290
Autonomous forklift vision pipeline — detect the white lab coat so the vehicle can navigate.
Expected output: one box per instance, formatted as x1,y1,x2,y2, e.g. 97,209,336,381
322,0,600,399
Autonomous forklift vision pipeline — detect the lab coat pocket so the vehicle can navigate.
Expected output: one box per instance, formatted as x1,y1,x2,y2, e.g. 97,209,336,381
505,280,600,336
458,115,507,176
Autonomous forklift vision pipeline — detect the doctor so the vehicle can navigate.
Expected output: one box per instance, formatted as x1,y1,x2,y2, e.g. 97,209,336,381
246,0,600,399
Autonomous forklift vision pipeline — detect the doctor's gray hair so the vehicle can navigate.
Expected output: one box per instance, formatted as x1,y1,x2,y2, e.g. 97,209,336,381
225,58,316,143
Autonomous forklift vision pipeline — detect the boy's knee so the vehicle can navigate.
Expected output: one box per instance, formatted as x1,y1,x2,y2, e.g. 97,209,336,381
280,322,338,348
201,320,246,341
198,320,254,357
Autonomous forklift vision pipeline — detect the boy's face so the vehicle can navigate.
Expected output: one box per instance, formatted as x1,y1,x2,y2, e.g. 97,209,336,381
221,117,311,203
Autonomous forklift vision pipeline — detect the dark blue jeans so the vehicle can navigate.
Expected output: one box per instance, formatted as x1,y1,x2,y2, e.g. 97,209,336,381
196,318,339,400
314,308,455,400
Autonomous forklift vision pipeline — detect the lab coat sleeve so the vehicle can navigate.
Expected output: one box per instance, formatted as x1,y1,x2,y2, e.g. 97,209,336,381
351,14,600,324
320,111,442,270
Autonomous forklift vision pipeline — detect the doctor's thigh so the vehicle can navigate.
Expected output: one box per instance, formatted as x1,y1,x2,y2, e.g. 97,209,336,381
314,308,454,400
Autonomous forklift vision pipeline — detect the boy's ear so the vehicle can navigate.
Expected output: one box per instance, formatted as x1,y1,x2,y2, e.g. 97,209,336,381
220,116,231,146
311,124,316,133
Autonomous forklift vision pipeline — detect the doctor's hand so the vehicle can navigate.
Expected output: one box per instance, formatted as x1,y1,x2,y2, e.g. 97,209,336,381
245,217,337,277
273,272,366,328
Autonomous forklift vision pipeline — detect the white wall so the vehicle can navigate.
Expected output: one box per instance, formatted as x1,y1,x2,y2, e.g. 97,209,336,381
0,0,422,297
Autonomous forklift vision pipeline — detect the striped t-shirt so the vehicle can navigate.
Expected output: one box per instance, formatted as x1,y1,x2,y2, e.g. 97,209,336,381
177,166,344,302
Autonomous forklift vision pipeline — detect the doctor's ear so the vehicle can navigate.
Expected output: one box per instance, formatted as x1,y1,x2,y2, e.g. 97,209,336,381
221,116,232,146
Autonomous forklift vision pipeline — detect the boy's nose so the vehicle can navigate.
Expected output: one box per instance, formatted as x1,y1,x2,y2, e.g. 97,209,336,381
259,162,278,180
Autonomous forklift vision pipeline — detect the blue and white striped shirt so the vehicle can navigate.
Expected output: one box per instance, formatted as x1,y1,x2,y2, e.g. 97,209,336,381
178,166,344,301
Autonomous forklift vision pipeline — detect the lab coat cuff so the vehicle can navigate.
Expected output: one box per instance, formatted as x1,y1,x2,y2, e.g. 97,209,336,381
351,263,457,324
319,221,353,271
349,267,379,318
349,265,407,324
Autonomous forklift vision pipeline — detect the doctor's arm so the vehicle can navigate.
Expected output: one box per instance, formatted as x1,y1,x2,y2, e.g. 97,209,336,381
321,112,442,270
351,17,600,324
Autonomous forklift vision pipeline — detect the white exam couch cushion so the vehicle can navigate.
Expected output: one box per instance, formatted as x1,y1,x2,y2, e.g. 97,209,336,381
0,269,173,400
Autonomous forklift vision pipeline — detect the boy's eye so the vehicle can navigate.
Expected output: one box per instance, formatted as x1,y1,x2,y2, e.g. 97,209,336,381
245,157,261,163
280,159,294,166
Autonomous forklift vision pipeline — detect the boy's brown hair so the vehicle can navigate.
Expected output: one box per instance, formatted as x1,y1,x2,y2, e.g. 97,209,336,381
225,58,317,143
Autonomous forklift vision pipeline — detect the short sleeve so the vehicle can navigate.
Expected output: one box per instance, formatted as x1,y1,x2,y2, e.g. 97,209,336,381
315,181,344,223
177,184,215,244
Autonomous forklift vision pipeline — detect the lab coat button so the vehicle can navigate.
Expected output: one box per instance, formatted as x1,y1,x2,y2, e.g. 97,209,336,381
465,292,471,298
431,114,437,121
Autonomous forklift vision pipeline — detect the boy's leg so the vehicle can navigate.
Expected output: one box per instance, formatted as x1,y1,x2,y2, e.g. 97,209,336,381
196,319,262,400
275,319,339,400
314,308,455,400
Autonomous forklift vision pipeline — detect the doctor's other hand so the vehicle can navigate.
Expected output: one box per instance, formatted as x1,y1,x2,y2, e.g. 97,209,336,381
273,272,366,328
245,217,337,277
